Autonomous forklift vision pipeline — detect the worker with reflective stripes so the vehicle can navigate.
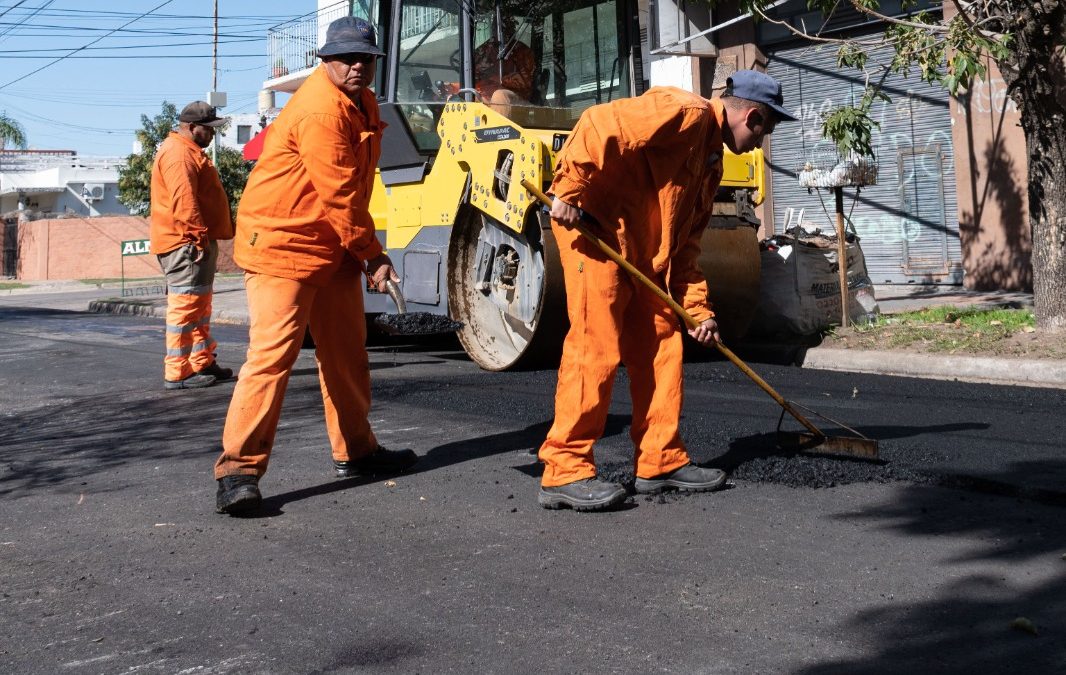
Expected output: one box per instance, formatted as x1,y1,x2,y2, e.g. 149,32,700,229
537,71,796,511
149,101,234,390
213,17,417,516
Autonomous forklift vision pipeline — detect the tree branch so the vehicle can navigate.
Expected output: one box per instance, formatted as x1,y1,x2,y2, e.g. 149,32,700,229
845,0,949,32
750,5,879,46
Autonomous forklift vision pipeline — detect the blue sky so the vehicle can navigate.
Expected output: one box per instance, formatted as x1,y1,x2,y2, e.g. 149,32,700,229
0,1,314,156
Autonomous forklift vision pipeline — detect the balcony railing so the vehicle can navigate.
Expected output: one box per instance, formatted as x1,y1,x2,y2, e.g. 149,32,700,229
267,2,353,79
0,151,125,172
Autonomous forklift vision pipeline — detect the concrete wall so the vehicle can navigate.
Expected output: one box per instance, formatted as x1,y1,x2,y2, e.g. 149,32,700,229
15,216,238,281
949,61,1030,291
942,40,1031,290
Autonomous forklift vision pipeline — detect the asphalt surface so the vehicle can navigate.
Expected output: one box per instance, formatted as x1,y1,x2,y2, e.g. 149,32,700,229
72,279,1066,389
1,303,1064,673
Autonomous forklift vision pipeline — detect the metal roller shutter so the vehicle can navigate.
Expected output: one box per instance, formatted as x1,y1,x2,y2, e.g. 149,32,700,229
766,42,963,285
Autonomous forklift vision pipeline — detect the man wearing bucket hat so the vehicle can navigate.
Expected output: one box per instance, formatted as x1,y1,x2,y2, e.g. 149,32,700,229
149,100,235,391
213,16,416,515
537,70,797,511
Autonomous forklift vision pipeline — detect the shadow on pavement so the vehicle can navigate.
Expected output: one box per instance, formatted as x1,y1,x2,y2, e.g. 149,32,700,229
797,478,1066,673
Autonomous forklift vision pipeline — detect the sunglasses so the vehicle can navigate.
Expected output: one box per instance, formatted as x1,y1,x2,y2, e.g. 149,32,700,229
328,53,377,66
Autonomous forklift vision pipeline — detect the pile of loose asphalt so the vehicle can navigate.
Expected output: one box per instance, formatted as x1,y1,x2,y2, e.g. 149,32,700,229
374,311,463,335
364,340,1065,507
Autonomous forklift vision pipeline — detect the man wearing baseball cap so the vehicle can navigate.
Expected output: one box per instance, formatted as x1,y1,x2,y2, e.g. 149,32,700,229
537,70,795,511
213,16,416,515
149,100,234,390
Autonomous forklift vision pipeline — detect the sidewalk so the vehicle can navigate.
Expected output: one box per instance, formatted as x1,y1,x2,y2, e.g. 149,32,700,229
3,277,1063,388
798,284,1066,389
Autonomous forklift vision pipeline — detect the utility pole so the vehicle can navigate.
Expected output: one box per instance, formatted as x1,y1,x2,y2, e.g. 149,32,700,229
210,0,219,164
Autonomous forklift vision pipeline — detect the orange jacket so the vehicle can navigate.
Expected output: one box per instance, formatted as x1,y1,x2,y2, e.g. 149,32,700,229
550,87,725,322
234,66,385,285
474,38,537,100
149,132,233,255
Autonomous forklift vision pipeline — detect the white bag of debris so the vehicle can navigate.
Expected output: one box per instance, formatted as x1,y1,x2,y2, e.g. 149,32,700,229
750,231,879,336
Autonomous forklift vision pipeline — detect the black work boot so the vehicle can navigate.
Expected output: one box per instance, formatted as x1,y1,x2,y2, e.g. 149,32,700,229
164,372,217,390
538,478,627,512
634,464,727,494
197,362,234,381
334,446,418,478
216,475,262,515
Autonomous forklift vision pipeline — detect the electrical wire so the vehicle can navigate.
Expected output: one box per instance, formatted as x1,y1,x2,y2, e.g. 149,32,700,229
0,2,315,152
0,0,54,43
0,0,177,90
0,1,30,20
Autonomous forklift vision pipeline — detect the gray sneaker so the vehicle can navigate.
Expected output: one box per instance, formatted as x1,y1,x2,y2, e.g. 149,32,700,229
538,478,627,511
164,372,217,390
634,464,727,494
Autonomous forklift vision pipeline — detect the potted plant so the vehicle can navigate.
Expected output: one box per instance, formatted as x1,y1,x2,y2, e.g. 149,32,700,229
272,58,288,78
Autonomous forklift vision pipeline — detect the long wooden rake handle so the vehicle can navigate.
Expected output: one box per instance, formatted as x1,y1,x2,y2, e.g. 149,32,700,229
522,179,826,440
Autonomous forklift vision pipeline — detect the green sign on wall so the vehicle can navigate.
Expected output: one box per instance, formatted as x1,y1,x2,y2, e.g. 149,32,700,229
121,239,150,256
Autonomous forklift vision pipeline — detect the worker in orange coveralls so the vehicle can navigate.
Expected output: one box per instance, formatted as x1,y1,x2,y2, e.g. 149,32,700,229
150,101,234,390
214,17,416,515
537,70,797,511
474,15,537,114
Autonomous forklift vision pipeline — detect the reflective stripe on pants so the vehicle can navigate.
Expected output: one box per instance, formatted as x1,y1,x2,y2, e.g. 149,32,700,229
158,242,218,381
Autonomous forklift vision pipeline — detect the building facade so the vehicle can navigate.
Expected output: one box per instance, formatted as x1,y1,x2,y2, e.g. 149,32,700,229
253,0,1032,292
0,150,128,220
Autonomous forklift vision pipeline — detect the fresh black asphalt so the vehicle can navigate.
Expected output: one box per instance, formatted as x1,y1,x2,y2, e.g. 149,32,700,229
1,306,1063,673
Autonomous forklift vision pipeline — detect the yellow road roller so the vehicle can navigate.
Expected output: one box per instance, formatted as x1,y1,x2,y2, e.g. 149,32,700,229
357,0,764,370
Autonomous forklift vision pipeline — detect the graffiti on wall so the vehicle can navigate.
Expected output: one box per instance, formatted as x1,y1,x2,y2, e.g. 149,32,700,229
779,88,954,246
955,77,1018,116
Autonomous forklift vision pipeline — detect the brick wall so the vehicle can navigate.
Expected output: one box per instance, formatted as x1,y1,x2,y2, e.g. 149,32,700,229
15,216,238,280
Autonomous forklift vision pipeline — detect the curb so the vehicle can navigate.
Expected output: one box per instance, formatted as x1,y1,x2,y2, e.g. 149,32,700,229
88,299,160,319
87,298,250,326
801,347,1066,389
80,297,1066,389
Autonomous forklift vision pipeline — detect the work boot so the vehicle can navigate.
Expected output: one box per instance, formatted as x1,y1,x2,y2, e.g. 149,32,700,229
634,464,727,494
215,474,262,515
334,446,418,478
538,478,627,512
197,362,234,381
164,372,217,390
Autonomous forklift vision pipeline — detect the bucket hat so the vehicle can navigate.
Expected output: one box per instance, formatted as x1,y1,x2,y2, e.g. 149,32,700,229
318,16,384,58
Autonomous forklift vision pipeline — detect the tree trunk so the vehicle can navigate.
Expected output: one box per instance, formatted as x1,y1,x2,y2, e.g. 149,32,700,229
1023,105,1066,332
1004,2,1066,332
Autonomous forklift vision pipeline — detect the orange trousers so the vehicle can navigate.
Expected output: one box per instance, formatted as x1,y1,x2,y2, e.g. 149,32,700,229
538,222,691,487
159,242,218,381
214,263,377,478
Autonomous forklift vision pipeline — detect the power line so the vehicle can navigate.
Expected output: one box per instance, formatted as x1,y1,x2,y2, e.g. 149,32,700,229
0,1,30,20
0,0,54,43
0,53,266,59
0,37,261,53
0,0,176,91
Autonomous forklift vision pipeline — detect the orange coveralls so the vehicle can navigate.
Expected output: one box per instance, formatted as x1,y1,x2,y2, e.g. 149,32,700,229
474,38,537,101
149,132,233,382
214,65,386,479
538,87,725,487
